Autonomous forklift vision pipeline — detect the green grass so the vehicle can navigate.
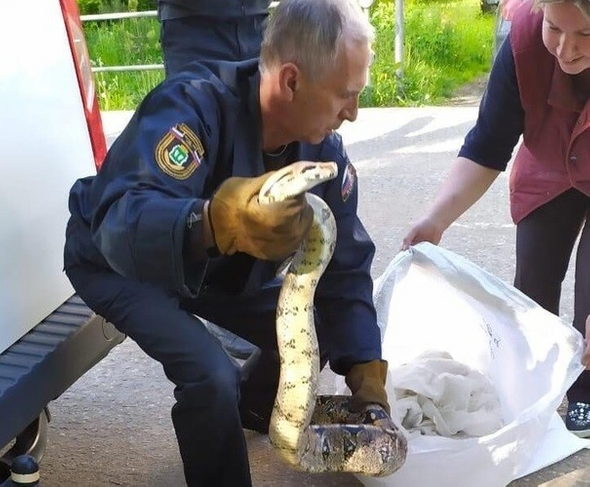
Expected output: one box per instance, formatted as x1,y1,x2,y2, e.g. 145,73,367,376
82,0,495,110
84,16,164,110
367,0,495,106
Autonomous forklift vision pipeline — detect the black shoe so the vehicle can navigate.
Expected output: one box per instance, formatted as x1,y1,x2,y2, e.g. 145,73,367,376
203,321,258,360
239,408,270,434
238,351,278,435
240,347,262,382
565,401,590,437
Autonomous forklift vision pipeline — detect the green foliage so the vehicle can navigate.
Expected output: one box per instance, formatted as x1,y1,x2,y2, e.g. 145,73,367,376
95,70,163,110
84,16,164,110
77,0,156,15
82,0,494,110
365,0,494,106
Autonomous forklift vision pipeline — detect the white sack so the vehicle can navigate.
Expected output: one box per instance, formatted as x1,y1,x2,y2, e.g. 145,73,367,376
339,242,590,487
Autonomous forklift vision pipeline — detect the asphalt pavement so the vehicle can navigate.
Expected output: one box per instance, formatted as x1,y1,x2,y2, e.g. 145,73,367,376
35,106,590,486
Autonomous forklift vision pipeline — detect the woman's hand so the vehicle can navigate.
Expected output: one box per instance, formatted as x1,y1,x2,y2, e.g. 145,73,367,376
401,216,445,251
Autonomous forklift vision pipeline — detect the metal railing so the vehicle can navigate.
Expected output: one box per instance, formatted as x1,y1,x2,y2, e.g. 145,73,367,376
80,10,163,73
80,2,381,77
81,10,157,21
80,2,281,74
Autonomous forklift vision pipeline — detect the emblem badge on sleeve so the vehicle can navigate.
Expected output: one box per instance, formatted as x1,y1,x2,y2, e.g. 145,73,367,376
155,123,205,180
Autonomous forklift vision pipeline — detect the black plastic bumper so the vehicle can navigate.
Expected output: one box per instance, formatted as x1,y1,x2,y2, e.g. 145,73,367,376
0,295,125,448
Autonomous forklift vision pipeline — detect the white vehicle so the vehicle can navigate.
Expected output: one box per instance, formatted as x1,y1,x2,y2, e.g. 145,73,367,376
0,0,124,479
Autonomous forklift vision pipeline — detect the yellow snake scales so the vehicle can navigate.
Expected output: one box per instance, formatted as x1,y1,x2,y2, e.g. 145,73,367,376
259,161,407,476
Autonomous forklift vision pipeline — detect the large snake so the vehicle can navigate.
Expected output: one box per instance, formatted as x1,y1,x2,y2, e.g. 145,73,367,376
259,161,407,476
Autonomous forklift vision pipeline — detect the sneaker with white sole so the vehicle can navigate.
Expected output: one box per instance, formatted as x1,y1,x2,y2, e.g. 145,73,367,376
565,401,590,437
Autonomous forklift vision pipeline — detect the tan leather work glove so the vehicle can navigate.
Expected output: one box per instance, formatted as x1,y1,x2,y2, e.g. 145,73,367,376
208,173,314,261
345,359,391,415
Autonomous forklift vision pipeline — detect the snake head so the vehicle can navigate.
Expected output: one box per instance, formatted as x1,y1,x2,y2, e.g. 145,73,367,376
259,161,338,203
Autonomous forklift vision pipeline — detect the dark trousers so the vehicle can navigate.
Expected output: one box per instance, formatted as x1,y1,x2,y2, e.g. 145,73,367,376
159,14,267,76
514,188,590,402
65,262,328,487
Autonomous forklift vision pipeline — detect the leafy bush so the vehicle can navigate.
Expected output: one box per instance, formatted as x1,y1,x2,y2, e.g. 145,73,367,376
84,15,163,110
367,0,494,106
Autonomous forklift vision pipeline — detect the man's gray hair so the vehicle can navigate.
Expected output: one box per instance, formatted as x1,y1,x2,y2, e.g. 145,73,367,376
260,0,375,81
533,0,590,19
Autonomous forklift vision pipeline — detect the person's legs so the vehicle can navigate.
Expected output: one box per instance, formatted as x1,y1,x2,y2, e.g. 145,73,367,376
159,15,264,77
66,265,251,487
569,208,590,401
566,199,590,435
514,189,590,435
514,189,586,314
187,281,329,434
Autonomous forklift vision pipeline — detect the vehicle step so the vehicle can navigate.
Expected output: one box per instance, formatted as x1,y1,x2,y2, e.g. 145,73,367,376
0,295,124,448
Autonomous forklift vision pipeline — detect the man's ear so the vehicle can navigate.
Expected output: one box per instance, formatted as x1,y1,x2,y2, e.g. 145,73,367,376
279,63,300,100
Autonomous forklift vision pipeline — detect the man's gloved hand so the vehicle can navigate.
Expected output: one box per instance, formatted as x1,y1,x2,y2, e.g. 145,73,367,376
345,359,391,415
208,172,314,261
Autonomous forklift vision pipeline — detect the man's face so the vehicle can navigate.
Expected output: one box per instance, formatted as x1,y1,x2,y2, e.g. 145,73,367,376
290,40,372,145
542,2,590,75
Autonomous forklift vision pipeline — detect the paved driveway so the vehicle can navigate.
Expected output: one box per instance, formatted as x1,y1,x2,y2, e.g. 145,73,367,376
37,107,590,486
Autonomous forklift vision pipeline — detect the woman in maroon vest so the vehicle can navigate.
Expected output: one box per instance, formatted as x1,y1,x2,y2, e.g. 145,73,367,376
403,0,590,437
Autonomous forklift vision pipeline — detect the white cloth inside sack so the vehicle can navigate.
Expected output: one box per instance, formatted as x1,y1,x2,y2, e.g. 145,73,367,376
391,350,504,438
334,242,590,487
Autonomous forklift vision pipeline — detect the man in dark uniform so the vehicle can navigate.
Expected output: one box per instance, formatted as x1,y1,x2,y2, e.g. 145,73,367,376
157,0,273,358
64,0,388,485
158,0,271,75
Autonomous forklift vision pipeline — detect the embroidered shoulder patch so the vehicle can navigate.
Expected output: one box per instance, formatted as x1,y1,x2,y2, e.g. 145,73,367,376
341,162,357,202
155,123,204,180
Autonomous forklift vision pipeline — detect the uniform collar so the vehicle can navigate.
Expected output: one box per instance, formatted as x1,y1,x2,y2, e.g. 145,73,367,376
231,68,266,177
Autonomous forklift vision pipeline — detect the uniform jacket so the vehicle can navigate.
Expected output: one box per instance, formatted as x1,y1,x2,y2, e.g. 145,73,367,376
509,0,590,223
65,59,381,374
157,0,271,21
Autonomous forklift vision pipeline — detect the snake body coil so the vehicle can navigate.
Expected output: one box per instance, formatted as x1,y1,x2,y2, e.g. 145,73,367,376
260,161,407,476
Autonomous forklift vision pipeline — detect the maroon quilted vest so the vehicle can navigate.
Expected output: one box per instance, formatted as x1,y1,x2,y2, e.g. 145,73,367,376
509,0,590,223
